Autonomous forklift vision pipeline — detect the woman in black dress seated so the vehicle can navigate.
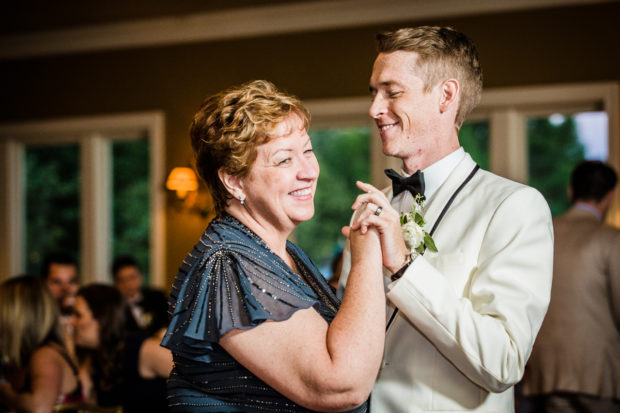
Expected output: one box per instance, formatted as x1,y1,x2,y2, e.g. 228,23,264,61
162,80,386,412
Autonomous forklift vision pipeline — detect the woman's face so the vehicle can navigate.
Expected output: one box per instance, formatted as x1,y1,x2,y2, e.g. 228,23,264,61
241,114,319,234
71,295,100,349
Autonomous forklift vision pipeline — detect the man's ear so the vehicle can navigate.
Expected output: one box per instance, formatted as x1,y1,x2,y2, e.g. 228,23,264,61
439,79,459,113
218,168,243,198
600,188,616,215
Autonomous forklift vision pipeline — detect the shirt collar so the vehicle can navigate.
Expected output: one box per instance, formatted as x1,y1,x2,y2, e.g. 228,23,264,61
400,147,465,201
574,202,602,221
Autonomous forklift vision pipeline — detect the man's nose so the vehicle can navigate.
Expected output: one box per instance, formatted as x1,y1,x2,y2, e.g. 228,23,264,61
369,94,386,119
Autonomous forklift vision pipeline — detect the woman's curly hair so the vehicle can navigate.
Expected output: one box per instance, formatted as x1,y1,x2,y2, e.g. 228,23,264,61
190,80,310,214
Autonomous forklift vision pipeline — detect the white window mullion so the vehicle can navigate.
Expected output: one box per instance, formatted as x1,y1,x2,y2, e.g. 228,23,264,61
81,135,111,283
148,114,166,289
489,109,527,183
1,140,25,279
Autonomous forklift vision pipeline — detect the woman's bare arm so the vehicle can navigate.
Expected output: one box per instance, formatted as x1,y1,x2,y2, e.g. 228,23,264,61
139,332,173,379
0,346,66,413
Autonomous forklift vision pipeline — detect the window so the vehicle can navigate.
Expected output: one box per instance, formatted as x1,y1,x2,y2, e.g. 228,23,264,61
112,138,152,282
528,111,608,216
296,126,371,275
25,143,81,274
459,121,490,170
473,82,618,224
0,112,165,285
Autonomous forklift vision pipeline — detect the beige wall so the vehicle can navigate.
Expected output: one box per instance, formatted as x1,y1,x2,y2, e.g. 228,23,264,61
2,3,619,288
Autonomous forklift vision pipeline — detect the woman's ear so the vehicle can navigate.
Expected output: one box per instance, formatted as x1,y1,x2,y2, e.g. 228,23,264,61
218,169,244,199
439,79,459,113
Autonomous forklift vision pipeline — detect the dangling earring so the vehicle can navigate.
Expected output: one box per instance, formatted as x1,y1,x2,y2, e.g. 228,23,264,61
239,193,245,205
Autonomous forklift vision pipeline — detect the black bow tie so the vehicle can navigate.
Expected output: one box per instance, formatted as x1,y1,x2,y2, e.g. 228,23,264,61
385,168,425,199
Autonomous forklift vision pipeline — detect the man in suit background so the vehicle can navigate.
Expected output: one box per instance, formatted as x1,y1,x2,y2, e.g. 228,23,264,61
112,255,169,336
41,251,80,355
339,26,554,412
41,251,79,316
521,161,620,413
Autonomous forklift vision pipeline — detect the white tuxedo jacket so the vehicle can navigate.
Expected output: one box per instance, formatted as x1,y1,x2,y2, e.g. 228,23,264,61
340,153,554,412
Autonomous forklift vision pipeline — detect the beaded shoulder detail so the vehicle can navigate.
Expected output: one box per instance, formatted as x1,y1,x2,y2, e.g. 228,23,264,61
163,213,339,349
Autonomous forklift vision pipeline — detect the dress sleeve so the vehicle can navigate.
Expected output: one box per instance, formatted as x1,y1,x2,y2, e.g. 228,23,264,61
164,247,319,349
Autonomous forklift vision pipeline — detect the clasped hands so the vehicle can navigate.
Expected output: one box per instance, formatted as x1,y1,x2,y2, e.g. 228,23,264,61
341,181,410,274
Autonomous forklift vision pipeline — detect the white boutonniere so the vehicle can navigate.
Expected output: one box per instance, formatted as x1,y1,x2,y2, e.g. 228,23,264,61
400,194,438,254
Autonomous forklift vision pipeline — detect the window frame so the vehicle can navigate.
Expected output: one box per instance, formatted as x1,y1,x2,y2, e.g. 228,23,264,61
0,112,166,285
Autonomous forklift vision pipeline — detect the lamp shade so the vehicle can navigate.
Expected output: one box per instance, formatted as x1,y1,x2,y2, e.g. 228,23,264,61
166,167,199,198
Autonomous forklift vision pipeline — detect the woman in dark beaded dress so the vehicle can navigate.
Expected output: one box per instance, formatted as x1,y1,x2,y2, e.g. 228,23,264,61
162,80,386,412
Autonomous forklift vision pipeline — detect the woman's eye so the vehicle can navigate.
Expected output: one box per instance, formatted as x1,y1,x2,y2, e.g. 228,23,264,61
277,158,291,166
304,148,314,155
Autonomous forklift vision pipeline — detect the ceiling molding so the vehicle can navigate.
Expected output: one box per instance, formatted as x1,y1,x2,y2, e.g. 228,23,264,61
0,0,613,60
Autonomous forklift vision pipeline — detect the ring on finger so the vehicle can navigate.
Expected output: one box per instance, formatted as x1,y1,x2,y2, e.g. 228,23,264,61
374,206,383,216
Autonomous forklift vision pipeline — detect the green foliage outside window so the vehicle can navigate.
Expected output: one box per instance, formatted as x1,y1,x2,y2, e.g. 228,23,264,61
459,121,489,170
528,117,585,217
25,145,81,274
295,127,370,274
112,139,151,282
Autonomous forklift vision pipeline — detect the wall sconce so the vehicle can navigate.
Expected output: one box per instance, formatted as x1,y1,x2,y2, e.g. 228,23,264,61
166,167,198,199
166,167,212,218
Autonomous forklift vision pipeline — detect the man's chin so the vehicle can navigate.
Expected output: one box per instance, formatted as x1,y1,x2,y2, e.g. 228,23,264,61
382,144,399,158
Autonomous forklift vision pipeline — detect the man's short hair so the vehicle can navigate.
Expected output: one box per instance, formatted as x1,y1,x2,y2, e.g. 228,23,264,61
41,252,77,279
570,160,617,202
376,26,483,129
111,255,140,279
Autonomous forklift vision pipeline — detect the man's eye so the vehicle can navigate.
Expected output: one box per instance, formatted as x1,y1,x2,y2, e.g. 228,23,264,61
388,91,402,98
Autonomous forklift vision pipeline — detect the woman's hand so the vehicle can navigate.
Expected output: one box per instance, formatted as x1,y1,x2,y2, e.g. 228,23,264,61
343,181,410,273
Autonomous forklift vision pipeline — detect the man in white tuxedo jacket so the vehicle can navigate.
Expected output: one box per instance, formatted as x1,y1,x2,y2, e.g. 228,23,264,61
339,26,554,412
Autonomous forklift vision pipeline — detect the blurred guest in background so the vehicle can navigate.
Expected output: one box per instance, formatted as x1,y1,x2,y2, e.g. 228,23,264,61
0,275,84,412
73,284,171,413
112,255,168,336
522,160,620,413
41,252,80,356
41,252,79,316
